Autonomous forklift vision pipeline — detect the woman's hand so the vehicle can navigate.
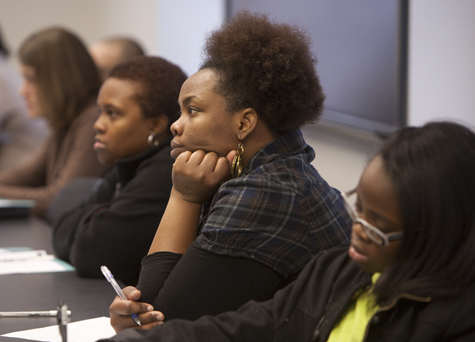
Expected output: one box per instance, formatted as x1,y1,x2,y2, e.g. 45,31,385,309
109,286,164,332
147,149,236,254
172,150,235,203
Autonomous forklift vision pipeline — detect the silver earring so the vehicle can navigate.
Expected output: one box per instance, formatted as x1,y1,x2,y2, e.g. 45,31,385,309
147,133,159,147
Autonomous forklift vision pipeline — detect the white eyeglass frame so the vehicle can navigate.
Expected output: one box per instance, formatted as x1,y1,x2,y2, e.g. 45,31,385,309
341,190,403,246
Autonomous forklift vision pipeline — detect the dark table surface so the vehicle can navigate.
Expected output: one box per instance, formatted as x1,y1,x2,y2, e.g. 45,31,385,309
0,217,115,341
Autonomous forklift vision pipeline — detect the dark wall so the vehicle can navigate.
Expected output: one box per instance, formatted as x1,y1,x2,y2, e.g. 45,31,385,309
227,0,408,135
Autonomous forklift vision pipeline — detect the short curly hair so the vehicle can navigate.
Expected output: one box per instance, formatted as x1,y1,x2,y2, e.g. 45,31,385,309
109,56,187,126
201,11,325,135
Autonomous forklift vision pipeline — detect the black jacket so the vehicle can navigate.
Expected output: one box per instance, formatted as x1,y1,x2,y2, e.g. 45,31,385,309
53,139,173,285
102,247,475,341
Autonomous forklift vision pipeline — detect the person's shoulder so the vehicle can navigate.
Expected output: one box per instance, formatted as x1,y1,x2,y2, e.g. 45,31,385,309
137,144,174,171
60,104,98,141
70,103,99,128
149,143,173,161
414,281,475,340
437,281,475,311
243,154,325,195
80,103,100,119
313,247,350,266
127,146,174,190
293,247,355,288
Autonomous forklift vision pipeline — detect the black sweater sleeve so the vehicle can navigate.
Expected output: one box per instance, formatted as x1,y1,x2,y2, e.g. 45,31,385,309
52,173,116,263
136,242,289,321
53,149,173,285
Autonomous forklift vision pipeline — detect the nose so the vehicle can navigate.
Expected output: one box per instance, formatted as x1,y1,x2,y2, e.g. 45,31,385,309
352,221,370,243
170,119,183,136
93,113,106,134
19,81,27,98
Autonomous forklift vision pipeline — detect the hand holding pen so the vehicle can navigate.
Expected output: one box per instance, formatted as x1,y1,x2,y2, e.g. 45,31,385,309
101,266,142,326
101,266,164,332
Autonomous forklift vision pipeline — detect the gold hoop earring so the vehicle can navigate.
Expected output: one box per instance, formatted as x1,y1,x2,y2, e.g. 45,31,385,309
231,143,244,178
147,133,159,147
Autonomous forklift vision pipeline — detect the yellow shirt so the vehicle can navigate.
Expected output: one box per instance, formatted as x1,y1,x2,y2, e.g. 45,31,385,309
327,273,380,342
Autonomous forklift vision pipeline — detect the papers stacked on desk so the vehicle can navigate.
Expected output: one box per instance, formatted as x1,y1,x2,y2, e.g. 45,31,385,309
0,198,35,218
0,248,74,274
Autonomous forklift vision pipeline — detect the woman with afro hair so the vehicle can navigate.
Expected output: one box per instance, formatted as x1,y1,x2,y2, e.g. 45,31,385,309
108,11,352,331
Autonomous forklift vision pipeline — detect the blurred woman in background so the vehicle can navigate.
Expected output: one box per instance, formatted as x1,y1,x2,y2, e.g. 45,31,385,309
0,24,48,171
0,27,110,217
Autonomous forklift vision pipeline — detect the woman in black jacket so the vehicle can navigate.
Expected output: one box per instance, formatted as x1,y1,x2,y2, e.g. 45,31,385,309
102,121,475,341
53,56,187,285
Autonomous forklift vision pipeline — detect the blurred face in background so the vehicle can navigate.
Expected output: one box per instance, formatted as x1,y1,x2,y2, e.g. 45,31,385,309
19,64,42,118
88,42,122,81
94,77,164,164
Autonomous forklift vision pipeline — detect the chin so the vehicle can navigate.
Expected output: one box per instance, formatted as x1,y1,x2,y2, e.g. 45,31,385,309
27,111,40,119
96,154,111,165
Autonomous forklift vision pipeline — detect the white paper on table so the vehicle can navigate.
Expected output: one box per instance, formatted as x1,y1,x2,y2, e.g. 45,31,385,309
1,316,116,342
0,250,48,261
0,249,74,274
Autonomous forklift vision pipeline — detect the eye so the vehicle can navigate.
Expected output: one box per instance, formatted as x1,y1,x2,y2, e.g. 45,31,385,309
188,107,199,115
23,75,36,84
106,109,119,117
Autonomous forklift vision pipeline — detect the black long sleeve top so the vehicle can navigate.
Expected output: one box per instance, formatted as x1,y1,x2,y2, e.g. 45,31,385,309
137,243,295,321
53,139,173,285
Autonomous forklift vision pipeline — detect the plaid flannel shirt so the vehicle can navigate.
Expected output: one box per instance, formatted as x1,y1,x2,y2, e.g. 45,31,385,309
196,129,352,277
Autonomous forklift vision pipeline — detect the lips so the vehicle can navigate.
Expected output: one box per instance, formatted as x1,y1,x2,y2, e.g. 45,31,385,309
170,140,185,159
348,243,368,263
93,138,106,150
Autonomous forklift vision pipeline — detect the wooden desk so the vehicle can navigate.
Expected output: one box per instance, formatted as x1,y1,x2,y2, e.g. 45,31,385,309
0,217,115,341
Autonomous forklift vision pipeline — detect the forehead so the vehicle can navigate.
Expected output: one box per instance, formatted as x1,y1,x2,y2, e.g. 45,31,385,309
179,68,219,100
99,77,140,101
360,156,389,184
20,64,35,75
89,42,122,65
357,155,402,225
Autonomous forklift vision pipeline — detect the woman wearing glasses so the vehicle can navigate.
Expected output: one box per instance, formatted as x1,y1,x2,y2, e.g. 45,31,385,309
102,121,475,342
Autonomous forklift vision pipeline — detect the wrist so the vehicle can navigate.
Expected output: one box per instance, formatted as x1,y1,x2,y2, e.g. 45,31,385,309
171,186,208,205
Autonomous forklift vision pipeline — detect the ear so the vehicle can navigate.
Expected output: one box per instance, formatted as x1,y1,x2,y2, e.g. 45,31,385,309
148,115,170,138
236,108,258,141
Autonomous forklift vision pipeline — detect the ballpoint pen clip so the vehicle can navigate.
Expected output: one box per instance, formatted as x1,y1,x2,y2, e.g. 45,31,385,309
57,301,69,342
101,265,113,282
